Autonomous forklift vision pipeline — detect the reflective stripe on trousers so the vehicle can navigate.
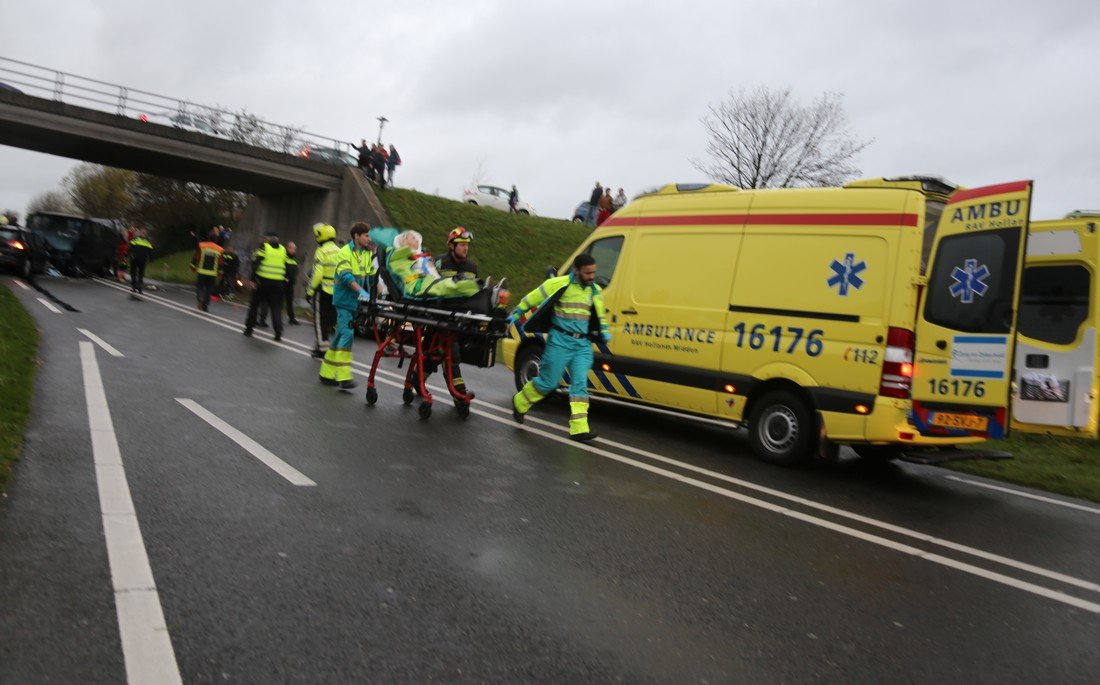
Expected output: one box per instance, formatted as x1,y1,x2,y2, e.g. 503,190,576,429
319,308,356,382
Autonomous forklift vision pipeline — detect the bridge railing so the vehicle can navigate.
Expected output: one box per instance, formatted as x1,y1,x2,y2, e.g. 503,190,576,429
0,55,358,163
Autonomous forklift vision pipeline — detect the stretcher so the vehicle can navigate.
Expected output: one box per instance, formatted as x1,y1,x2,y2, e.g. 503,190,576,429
359,244,510,419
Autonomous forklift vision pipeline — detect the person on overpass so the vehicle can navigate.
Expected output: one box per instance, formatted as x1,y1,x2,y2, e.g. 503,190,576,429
434,227,479,394
319,222,377,390
190,228,224,312
508,252,609,441
127,228,153,294
306,223,340,359
243,230,289,341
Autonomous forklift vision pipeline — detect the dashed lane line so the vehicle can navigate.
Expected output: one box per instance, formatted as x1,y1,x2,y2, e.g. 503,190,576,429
945,475,1100,516
11,277,30,290
78,328,125,357
176,399,317,487
92,277,1100,611
37,297,62,313
81,342,183,685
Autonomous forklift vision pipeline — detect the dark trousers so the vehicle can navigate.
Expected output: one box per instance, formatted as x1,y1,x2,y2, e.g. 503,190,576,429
131,260,147,291
259,280,297,323
246,279,284,334
195,274,217,308
312,290,336,352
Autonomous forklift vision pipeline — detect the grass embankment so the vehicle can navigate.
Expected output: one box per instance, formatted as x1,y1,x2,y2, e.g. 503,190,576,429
377,187,592,299
152,188,589,299
946,433,1100,504
148,249,197,285
0,284,39,488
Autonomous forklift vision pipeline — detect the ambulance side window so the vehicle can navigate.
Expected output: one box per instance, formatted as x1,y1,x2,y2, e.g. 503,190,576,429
920,200,946,275
1017,265,1091,345
585,236,624,288
923,228,1021,333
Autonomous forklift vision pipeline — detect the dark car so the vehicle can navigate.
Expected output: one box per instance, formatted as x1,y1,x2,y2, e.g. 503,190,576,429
26,211,120,276
0,222,49,278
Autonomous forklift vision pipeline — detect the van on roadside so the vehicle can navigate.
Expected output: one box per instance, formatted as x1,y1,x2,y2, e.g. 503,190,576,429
502,176,1035,465
26,211,120,277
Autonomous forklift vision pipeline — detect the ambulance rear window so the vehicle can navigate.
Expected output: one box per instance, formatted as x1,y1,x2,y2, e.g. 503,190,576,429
923,228,1021,333
1017,265,1091,345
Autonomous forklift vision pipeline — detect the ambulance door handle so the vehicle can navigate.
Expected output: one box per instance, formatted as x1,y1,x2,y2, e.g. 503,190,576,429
936,340,947,350
621,308,638,316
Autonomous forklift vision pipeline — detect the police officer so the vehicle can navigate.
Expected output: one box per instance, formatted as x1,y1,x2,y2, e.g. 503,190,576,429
306,223,340,358
243,230,289,342
508,253,610,441
258,240,300,327
191,228,224,311
127,228,153,294
319,222,377,390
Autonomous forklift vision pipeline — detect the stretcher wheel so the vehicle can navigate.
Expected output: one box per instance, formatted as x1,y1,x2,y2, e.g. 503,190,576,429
402,387,415,405
454,399,471,419
418,402,432,419
365,387,378,405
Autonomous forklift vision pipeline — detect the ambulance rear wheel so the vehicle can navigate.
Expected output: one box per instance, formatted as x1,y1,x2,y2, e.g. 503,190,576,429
514,345,543,392
748,390,813,466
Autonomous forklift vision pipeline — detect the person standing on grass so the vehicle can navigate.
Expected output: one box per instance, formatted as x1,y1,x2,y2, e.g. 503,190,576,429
387,144,401,186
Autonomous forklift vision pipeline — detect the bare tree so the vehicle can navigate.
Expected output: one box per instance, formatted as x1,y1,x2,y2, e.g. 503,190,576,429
692,87,872,189
470,156,489,186
63,163,137,218
26,190,75,215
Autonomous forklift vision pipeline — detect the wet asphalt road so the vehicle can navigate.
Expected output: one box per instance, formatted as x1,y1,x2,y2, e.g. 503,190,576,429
1,274,1098,683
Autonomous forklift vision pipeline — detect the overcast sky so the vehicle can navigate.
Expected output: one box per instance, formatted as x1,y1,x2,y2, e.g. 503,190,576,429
2,0,1099,222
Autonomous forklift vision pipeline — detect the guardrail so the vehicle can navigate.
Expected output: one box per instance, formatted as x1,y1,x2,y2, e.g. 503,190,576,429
0,55,357,163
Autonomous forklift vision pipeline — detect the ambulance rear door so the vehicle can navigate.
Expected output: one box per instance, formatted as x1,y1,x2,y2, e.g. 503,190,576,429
1012,221,1098,437
910,181,1033,439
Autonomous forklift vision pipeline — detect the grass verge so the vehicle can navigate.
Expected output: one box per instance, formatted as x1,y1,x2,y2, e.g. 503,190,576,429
0,283,39,488
377,187,593,299
148,250,198,285
944,433,1100,504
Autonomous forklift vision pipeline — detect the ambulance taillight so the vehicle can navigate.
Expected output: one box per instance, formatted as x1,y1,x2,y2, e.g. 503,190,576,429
879,327,915,398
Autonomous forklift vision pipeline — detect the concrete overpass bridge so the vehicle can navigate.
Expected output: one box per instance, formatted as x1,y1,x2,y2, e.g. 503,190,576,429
0,57,390,266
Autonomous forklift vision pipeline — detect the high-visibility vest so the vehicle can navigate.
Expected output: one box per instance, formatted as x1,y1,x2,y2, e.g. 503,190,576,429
308,241,340,296
254,243,288,281
195,241,224,277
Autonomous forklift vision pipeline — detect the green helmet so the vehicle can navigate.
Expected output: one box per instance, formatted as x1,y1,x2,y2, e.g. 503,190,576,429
313,222,336,243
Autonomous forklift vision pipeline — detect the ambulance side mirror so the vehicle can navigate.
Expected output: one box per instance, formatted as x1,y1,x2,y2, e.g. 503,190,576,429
545,266,557,278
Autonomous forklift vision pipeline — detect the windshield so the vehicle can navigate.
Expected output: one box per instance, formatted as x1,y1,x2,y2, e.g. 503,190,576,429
29,214,83,250
0,228,19,241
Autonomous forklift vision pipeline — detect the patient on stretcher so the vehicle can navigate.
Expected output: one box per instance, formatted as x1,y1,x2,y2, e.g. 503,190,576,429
369,228,490,302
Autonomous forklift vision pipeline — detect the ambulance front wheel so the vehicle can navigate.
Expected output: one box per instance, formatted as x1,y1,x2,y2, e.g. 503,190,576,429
514,345,543,392
748,390,813,466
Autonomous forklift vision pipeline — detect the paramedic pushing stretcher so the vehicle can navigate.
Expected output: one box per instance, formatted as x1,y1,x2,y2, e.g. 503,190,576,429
319,222,377,390
509,253,610,441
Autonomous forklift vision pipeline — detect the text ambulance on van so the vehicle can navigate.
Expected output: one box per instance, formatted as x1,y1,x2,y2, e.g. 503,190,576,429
502,176,1034,465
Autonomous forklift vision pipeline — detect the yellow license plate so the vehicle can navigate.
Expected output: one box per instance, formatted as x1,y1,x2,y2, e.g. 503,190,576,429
930,412,988,431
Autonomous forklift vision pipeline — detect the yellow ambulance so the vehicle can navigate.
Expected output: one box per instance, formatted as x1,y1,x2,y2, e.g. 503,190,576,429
1011,211,1099,438
502,176,1034,465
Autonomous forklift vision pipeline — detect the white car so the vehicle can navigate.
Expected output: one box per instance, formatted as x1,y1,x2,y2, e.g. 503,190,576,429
462,185,536,215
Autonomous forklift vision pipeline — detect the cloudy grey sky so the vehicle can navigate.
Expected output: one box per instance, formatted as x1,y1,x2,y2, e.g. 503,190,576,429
2,0,1099,221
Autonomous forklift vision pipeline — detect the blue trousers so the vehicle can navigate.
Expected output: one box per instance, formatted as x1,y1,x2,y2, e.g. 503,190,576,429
532,329,592,400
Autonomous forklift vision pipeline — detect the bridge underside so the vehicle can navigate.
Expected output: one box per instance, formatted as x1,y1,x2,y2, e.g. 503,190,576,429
0,90,343,195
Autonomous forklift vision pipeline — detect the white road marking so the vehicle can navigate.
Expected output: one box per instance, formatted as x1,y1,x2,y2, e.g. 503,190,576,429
946,475,1100,516
36,297,61,313
80,342,183,685
176,399,316,487
93,277,1100,612
11,278,30,290
78,328,125,357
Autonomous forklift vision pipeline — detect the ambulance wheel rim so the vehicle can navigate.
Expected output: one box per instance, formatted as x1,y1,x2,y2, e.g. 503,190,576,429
759,406,799,452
